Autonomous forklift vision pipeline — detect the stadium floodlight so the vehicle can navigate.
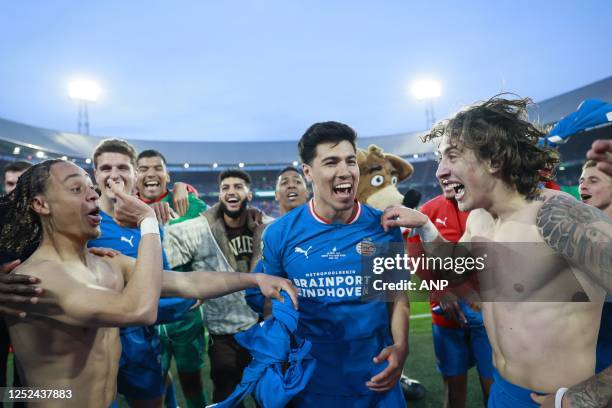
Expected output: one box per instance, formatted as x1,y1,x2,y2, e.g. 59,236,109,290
212,163,218,168
36,151,45,159
184,163,190,169
238,162,245,168
68,79,101,135
61,156,68,161
413,154,419,159
85,158,92,164
13,147,20,154
411,79,442,130
411,80,441,101
292,160,299,166
68,80,101,102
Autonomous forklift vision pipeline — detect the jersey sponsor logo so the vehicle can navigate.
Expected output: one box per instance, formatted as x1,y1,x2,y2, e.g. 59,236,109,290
120,235,135,247
435,217,448,227
294,246,312,259
321,246,345,260
356,238,376,256
293,270,363,298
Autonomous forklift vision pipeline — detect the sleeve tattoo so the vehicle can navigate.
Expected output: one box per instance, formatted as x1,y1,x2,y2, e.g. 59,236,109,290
536,195,612,291
566,366,612,408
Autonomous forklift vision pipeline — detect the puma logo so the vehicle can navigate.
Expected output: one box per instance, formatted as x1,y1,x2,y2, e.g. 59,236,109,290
121,235,135,248
294,246,312,259
435,217,448,227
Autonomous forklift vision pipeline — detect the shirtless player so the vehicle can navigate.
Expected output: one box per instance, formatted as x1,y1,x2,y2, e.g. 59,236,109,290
382,97,611,407
0,159,297,408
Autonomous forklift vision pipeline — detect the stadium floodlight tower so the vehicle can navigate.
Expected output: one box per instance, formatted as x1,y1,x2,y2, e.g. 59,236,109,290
411,79,441,130
68,79,101,135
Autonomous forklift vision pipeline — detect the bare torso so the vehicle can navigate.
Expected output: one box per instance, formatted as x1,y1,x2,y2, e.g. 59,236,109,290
468,191,605,392
7,251,125,408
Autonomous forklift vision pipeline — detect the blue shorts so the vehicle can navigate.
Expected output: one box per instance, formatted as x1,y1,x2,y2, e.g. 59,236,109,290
488,369,545,407
596,301,612,373
432,324,494,378
291,382,405,408
117,326,165,400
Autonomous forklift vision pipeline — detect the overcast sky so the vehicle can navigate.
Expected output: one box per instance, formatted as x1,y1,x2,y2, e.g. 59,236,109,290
0,1,610,141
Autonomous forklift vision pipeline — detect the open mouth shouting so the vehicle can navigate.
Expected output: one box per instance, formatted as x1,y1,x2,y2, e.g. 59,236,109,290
287,191,299,201
225,195,241,208
143,179,161,196
450,183,465,201
87,207,102,226
443,180,465,201
580,193,592,203
333,182,353,200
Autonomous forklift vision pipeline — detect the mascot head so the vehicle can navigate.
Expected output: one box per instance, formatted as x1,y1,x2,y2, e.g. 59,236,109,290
357,144,413,210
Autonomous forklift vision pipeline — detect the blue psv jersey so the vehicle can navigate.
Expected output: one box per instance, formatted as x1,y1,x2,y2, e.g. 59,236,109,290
262,200,405,399
88,211,195,325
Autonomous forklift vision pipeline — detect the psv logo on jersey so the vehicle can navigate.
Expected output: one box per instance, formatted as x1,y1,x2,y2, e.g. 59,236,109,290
356,238,376,256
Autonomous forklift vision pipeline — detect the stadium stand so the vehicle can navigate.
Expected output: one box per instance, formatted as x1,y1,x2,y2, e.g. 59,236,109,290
2,76,611,216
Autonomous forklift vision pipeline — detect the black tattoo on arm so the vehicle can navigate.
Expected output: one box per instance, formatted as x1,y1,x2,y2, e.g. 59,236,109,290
536,195,612,291
565,365,612,408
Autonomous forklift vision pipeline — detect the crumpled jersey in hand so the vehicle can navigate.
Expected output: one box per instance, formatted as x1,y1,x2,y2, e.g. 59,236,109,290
207,291,316,408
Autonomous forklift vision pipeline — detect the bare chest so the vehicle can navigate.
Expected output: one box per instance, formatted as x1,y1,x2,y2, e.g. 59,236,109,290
69,257,124,292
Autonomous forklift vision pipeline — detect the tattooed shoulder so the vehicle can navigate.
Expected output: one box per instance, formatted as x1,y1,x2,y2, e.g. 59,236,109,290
536,194,612,290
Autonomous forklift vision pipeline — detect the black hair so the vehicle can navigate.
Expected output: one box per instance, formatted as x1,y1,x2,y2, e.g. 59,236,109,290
298,121,357,165
0,159,63,261
218,169,251,185
137,149,168,166
3,160,32,177
277,166,303,178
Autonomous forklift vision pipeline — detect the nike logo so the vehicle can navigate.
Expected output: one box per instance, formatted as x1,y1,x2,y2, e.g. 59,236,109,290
294,246,312,259
121,235,135,247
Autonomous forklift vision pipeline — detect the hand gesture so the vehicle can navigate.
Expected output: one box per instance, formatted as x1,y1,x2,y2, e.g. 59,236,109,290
254,273,299,310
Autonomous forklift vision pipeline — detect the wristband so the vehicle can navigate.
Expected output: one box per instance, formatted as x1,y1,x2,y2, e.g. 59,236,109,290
416,219,439,242
140,217,160,236
555,387,568,408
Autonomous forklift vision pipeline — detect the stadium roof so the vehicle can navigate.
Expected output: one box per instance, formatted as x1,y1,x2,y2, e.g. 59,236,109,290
1,76,611,165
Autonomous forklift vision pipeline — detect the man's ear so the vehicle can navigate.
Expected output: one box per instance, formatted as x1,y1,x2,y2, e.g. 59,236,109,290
31,195,50,215
302,164,312,183
487,158,502,175
247,190,253,202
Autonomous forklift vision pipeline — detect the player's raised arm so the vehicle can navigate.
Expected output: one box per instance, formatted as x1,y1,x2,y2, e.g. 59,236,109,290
24,184,164,327
537,194,612,291
381,205,448,243
161,270,298,310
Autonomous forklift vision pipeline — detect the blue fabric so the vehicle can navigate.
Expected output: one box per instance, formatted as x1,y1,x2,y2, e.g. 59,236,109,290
488,369,544,408
432,324,493,378
245,260,265,317
165,380,178,408
596,300,612,373
117,326,165,399
89,210,196,324
260,201,407,405
544,99,612,146
209,291,316,408
88,210,194,399
458,301,484,327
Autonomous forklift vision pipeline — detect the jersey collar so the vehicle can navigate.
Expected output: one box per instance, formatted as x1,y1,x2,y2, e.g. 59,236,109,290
308,198,361,225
